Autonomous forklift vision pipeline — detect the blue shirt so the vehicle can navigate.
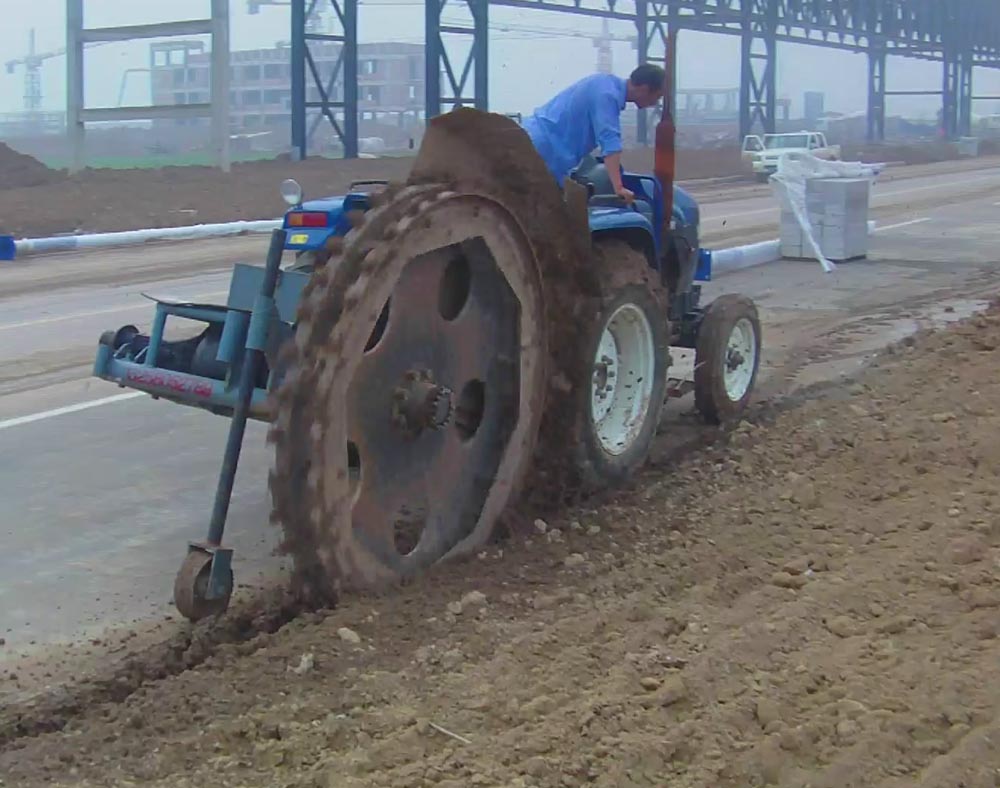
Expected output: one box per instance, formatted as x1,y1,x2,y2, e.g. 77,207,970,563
522,74,627,185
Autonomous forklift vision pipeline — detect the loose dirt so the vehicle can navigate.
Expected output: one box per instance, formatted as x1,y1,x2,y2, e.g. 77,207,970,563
0,147,732,240
0,139,988,239
2,302,999,786
0,142,65,190
0,155,413,239
843,141,974,166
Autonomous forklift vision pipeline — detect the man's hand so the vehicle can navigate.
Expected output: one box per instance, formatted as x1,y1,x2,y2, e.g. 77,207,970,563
615,186,636,204
603,152,634,205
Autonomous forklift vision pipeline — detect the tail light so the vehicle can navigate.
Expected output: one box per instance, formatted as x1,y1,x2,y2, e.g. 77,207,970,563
287,211,330,228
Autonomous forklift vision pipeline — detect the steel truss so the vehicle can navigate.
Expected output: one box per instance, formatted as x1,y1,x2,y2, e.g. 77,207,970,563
291,0,357,159
292,0,1000,157
867,45,886,143
425,0,489,117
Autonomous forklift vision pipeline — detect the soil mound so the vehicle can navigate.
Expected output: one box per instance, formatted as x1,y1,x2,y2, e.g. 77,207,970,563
0,142,64,189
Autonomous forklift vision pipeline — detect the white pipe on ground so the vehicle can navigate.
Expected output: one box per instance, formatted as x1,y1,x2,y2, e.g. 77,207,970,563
1,216,883,272
3,219,282,260
711,240,781,274
707,221,880,276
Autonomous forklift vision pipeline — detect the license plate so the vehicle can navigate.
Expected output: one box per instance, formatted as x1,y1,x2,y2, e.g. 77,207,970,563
289,233,309,245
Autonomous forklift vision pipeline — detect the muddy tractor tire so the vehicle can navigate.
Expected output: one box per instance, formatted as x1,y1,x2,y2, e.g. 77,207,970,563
694,293,762,424
269,187,548,594
573,239,670,487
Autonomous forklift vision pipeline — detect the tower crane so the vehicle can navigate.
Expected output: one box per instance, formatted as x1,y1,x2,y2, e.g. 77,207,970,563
4,29,64,113
248,0,331,33
4,28,114,113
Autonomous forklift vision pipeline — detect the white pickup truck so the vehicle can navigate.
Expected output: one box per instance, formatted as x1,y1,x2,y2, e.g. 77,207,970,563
742,131,841,181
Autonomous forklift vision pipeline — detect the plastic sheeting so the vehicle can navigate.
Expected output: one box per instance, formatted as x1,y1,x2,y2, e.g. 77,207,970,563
769,152,884,274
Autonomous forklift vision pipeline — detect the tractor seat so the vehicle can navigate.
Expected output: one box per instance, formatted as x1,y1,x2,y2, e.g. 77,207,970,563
570,155,615,195
570,156,655,226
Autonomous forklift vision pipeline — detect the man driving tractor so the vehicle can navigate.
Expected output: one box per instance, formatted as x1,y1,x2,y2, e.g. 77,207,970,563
522,64,666,202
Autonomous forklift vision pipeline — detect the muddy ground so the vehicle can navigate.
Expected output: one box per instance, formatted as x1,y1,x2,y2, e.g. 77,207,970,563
0,139,983,239
0,147,741,239
843,140,996,165
2,300,999,786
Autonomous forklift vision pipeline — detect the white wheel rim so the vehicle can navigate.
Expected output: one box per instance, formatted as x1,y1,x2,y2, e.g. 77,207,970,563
723,317,757,401
591,303,656,456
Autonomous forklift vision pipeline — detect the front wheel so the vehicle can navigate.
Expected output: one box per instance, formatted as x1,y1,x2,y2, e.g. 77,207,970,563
694,294,761,424
574,240,670,487
173,549,233,622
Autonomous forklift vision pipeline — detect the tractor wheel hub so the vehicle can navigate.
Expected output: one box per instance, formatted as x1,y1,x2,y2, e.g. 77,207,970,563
392,368,453,435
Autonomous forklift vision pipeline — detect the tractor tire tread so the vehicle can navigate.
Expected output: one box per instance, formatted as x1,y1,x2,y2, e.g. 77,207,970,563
693,293,761,425
571,238,671,490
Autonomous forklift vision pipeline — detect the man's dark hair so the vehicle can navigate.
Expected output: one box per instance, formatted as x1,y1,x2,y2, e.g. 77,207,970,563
629,63,665,90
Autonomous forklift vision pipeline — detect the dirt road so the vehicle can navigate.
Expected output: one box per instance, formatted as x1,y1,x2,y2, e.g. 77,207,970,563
2,297,999,786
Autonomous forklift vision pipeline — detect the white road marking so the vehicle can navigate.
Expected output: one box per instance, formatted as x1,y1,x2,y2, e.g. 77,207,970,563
871,217,932,233
0,290,230,332
0,392,145,432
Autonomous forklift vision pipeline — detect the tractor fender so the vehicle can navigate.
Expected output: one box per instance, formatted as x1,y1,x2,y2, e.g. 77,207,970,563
589,208,658,273
590,225,657,273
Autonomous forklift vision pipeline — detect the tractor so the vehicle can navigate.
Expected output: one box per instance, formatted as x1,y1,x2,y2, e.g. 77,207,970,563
92,106,761,621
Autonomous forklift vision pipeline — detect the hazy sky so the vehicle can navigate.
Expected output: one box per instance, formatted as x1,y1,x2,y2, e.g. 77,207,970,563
2,0,999,121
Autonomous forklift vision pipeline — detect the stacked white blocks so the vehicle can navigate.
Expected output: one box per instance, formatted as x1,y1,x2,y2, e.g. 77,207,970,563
780,177,870,262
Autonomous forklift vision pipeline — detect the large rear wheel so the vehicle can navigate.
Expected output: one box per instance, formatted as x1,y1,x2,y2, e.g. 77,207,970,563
269,187,548,594
573,239,670,487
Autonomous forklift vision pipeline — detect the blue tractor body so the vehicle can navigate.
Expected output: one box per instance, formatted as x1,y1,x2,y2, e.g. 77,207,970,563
93,162,708,422
90,154,726,620
284,171,700,262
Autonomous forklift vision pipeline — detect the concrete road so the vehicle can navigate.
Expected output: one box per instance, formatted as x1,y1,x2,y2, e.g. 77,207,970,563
1,159,999,667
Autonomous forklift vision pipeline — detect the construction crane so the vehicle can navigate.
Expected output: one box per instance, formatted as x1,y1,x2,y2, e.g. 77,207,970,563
4,29,63,113
252,0,634,69
4,28,113,113
471,17,637,73
248,0,331,33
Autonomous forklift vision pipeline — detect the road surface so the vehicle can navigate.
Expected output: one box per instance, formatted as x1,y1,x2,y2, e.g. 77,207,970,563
1,158,998,673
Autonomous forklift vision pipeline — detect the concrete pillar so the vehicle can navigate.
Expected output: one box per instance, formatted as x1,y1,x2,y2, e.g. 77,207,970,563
66,0,85,173
211,0,231,172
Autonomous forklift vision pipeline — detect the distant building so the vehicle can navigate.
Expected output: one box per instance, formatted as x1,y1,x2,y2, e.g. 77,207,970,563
804,91,825,127
149,40,425,149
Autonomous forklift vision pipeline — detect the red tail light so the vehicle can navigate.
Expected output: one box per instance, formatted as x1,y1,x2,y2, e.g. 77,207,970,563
287,211,329,228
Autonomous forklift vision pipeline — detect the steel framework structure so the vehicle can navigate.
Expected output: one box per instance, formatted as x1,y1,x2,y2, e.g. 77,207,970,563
66,1,231,172
291,0,1000,158
290,0,358,159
